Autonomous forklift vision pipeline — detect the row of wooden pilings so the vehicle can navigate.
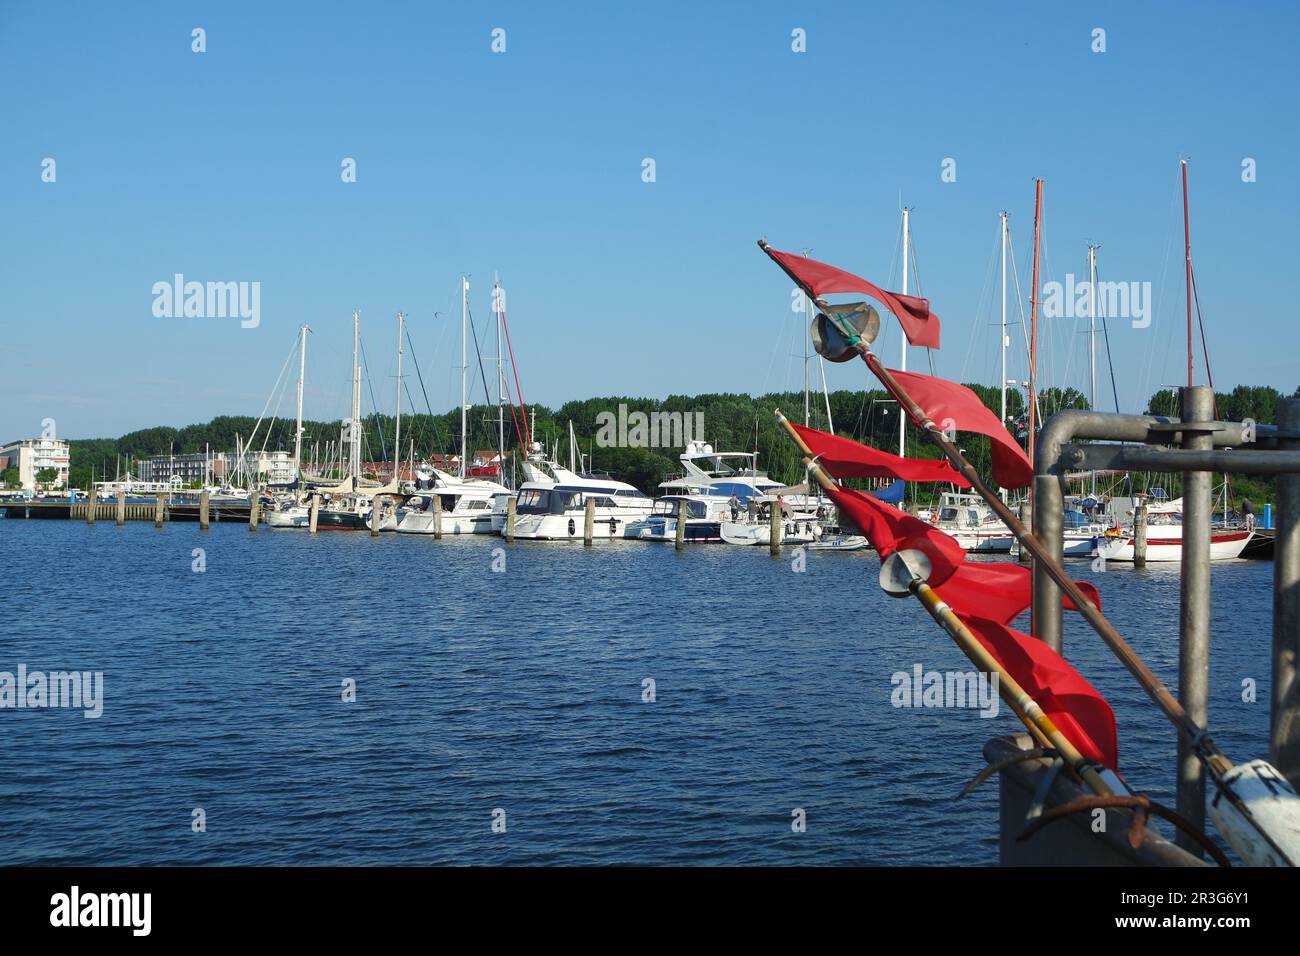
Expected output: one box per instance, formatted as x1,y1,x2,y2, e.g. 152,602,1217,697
78,490,221,530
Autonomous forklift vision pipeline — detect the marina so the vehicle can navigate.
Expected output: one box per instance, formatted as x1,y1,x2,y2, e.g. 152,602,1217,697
5,1,1300,935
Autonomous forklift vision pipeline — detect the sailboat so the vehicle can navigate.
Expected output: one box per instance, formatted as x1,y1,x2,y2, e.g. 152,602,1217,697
265,324,314,528
1094,160,1253,562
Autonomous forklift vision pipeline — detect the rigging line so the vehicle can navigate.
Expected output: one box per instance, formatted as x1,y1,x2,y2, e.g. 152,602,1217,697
243,332,300,476
498,304,531,448
404,328,449,457
1096,265,1135,504
359,339,388,467
1190,264,1233,510
465,303,496,427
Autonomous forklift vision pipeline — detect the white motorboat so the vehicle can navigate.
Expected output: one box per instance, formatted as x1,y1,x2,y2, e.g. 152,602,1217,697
623,493,737,542
930,491,1014,553
395,470,510,535
507,465,652,540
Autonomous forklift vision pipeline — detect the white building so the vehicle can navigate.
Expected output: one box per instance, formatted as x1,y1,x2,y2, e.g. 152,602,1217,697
0,438,71,491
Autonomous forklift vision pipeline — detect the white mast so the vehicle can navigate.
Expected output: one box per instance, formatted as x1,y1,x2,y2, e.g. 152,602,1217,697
460,276,469,480
350,310,362,480
393,311,405,482
568,420,577,473
801,248,812,427
999,212,1009,503
899,206,911,458
294,324,309,481
494,274,506,478
1088,243,1099,498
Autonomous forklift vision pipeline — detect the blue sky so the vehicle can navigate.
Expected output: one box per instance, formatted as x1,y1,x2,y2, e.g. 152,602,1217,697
2,1,1296,440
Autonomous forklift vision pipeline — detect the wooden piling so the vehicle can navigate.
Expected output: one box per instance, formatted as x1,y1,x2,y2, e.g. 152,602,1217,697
85,492,96,524
584,496,595,546
249,494,260,531
432,493,443,539
505,496,515,543
1134,498,1149,568
675,498,687,551
154,494,165,528
199,490,210,530
769,499,781,555
309,494,320,534
115,489,126,527
370,495,382,536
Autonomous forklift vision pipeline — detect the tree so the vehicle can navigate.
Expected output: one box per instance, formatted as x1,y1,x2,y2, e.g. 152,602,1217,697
35,467,59,488
0,466,18,488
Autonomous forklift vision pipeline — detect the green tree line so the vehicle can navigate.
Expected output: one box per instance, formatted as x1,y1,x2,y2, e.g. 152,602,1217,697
63,384,1297,502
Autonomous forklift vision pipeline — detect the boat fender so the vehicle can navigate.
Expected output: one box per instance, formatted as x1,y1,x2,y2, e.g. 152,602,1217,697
1207,759,1300,866
568,518,575,536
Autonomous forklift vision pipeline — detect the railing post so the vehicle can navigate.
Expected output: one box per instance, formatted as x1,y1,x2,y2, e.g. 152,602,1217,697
1273,397,1300,789
1031,474,1064,653
1176,384,1214,856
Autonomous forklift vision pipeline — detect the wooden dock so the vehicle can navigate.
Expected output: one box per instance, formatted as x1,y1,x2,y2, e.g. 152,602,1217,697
1,499,255,523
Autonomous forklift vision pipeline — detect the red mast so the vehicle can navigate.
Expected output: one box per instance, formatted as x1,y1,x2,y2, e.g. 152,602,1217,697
1027,178,1043,470
1182,159,1193,387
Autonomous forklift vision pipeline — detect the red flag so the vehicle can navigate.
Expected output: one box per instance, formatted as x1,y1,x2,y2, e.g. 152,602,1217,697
963,616,1119,769
885,369,1033,489
763,245,941,349
825,483,1118,768
827,484,1101,625
791,423,970,486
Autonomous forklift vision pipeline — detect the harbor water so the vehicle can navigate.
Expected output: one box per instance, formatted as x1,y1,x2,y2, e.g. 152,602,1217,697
0,520,1273,865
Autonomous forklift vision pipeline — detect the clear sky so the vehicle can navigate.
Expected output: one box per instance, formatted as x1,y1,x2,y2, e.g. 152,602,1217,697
2,1,1296,441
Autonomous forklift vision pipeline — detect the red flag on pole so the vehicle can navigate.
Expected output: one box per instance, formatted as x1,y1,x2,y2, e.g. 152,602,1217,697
826,484,1101,625
884,368,1033,489
790,423,969,486
763,245,941,349
824,484,1117,768
963,616,1119,769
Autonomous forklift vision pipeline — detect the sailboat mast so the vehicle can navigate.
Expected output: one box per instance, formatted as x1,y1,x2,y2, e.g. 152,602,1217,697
460,276,469,480
899,207,911,458
1088,243,1098,499
294,324,309,481
801,249,812,426
350,310,361,480
1027,180,1043,473
494,274,505,476
1182,158,1193,387
393,311,405,482
999,211,1008,430
999,211,1009,503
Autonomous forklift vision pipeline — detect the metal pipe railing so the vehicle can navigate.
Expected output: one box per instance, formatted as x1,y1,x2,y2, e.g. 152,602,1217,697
1274,399,1300,790
1176,385,1215,856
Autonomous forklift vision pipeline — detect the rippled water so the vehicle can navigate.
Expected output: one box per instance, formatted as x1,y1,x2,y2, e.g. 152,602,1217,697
0,519,1274,865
